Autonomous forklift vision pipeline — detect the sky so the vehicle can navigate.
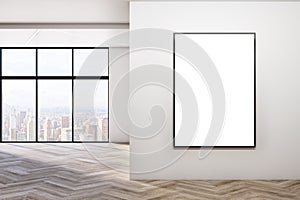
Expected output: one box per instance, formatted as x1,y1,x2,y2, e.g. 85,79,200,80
2,48,108,76
2,49,108,112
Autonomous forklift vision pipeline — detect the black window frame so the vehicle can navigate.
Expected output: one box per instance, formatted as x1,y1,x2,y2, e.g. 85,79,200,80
0,47,109,143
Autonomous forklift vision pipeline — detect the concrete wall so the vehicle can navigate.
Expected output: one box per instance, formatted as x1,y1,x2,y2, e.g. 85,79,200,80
130,1,300,179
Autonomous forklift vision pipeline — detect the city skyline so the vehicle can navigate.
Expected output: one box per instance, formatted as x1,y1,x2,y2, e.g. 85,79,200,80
2,103,108,142
1,48,109,142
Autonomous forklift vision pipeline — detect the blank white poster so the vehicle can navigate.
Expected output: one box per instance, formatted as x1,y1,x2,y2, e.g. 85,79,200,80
174,33,255,147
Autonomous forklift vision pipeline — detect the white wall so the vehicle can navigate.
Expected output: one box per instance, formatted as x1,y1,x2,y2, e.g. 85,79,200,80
0,29,128,46
0,0,128,23
109,47,130,143
130,1,300,179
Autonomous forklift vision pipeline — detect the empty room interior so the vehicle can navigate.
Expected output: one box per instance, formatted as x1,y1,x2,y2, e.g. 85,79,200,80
0,0,299,199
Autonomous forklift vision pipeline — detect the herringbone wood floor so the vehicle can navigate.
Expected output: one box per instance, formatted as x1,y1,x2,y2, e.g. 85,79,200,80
0,143,299,200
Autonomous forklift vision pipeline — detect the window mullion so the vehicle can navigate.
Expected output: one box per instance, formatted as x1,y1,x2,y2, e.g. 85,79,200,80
36,48,38,142
72,49,74,142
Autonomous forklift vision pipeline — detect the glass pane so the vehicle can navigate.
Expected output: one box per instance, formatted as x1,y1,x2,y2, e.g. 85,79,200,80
38,80,72,141
74,80,108,141
2,80,36,141
74,49,108,76
2,49,36,76
38,49,72,76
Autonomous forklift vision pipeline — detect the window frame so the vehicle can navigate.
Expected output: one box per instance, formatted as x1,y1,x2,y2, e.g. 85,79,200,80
0,47,109,143
173,32,256,149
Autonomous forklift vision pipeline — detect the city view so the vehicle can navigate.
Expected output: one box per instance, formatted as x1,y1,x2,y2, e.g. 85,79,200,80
2,103,35,141
2,104,108,142
1,48,109,142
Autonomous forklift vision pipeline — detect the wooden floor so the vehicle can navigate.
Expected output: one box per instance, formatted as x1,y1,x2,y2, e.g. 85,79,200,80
0,143,299,200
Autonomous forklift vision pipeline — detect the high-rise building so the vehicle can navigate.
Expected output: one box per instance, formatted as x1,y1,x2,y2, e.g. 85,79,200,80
43,119,53,141
52,120,59,129
51,128,60,141
27,116,35,141
61,116,70,128
61,128,72,141
85,125,97,141
19,111,27,126
98,117,108,141
17,131,26,141
9,111,17,141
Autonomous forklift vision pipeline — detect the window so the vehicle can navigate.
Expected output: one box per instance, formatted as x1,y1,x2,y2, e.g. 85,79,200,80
38,80,72,142
0,47,109,143
74,80,108,141
38,49,72,76
2,80,36,141
2,49,36,76
74,49,108,76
